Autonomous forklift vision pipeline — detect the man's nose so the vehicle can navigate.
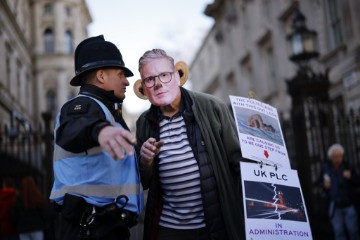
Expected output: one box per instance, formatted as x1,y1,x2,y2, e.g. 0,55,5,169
154,77,163,88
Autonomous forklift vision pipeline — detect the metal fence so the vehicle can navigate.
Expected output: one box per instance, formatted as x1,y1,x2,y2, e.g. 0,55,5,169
0,113,54,195
281,104,360,240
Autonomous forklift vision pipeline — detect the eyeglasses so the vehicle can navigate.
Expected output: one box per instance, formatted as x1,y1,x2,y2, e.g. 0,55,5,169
142,72,174,88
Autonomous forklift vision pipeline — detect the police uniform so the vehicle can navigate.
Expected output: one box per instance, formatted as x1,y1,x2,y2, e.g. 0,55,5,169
55,84,130,153
49,35,143,240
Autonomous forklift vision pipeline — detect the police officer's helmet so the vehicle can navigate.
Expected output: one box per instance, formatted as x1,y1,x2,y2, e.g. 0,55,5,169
70,35,134,86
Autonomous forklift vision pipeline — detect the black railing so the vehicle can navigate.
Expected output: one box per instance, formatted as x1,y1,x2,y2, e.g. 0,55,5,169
281,105,360,240
0,114,54,196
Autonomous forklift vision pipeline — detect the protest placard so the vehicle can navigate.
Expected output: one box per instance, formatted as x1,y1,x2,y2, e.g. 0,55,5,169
230,95,290,168
240,162,313,240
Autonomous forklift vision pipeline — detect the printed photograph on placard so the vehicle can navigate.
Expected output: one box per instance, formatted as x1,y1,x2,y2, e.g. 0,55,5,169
244,181,307,222
235,108,283,146
230,95,290,168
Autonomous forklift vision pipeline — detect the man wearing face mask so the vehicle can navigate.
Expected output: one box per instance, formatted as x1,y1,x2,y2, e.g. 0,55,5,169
134,49,247,240
50,35,143,240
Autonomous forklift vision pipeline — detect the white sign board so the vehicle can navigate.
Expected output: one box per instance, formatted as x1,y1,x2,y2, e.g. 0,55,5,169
240,162,313,240
230,95,290,168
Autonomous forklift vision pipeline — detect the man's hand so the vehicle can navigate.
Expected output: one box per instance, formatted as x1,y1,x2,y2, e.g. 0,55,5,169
323,174,331,189
140,138,164,167
343,170,351,179
98,126,137,160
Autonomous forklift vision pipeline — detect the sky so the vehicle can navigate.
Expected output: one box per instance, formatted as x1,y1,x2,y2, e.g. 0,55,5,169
85,0,214,115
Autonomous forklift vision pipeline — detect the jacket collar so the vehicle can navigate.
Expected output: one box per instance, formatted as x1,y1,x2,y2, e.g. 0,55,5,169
79,84,123,111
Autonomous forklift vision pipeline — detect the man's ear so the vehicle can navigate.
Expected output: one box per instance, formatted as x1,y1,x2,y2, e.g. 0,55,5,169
96,69,106,84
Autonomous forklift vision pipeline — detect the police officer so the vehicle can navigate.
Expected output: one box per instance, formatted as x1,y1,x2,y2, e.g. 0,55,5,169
50,35,144,240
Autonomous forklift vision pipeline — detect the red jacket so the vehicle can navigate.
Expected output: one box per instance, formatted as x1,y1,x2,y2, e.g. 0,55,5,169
0,188,17,237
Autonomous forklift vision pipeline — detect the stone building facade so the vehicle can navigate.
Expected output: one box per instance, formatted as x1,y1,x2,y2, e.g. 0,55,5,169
190,1,360,238
190,0,360,115
0,0,91,127
0,0,91,188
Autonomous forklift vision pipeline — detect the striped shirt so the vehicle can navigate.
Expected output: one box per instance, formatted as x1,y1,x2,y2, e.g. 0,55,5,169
158,115,206,229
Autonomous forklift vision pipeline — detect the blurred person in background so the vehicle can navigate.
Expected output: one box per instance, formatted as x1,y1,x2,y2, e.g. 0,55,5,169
12,176,50,240
0,178,18,240
322,143,360,240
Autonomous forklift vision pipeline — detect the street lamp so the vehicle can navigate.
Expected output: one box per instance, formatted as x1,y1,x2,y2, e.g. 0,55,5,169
285,6,331,239
286,5,329,104
287,7,319,67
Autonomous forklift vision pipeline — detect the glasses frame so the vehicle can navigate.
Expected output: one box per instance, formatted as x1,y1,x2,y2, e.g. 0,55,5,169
142,72,174,88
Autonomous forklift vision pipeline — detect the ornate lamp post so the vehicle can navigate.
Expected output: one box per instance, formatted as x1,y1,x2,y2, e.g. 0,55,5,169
286,6,330,110
286,6,331,234
287,7,319,65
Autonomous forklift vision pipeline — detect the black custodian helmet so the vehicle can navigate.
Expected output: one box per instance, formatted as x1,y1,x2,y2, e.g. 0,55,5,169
70,35,134,86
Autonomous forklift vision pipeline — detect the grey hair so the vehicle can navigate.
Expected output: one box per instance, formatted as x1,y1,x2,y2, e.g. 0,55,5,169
138,49,175,72
327,143,344,159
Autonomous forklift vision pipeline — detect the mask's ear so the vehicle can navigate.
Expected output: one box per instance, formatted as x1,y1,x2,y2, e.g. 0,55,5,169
175,61,189,86
133,79,148,100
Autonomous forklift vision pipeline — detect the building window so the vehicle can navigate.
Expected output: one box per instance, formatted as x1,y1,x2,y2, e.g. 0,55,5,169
44,29,54,53
242,5,250,39
26,73,31,111
356,1,360,35
44,3,53,16
326,0,343,49
65,30,73,54
226,72,238,96
65,6,72,17
267,47,277,93
339,1,353,42
17,60,21,100
240,55,254,92
6,44,11,89
46,89,57,116
262,0,270,20
257,30,276,97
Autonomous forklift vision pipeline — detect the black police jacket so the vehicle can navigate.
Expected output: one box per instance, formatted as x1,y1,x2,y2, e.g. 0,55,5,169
56,84,129,153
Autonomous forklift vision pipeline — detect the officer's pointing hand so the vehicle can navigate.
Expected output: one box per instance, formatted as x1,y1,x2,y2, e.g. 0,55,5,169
98,126,137,160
